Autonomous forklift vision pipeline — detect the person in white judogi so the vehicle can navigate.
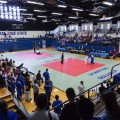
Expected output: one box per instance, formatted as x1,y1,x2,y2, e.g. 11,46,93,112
84,55,90,64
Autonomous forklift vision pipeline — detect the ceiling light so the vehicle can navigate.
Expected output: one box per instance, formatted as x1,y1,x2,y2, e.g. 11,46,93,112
58,5,67,8
34,9,46,12
100,17,113,20
72,8,83,11
0,0,7,3
26,17,36,21
22,13,33,16
103,1,114,6
27,1,44,5
52,12,62,15
68,16,79,19
89,13,99,16
37,15,47,18
19,8,27,11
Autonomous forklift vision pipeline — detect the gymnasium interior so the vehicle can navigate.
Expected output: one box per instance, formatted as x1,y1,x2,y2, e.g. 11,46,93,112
0,0,120,120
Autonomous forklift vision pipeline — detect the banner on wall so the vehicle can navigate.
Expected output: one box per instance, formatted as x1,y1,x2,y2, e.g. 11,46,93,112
0,31,46,38
0,31,27,36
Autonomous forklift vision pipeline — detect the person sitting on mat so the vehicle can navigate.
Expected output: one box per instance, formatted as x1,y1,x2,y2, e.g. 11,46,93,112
35,48,40,55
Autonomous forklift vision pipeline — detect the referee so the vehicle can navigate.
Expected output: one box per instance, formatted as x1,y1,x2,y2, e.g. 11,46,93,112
61,53,64,64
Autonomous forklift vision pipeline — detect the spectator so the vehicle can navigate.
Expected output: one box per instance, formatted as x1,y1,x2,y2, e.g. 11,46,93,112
77,81,85,98
49,79,53,92
28,93,59,120
77,98,99,120
44,81,52,101
52,95,63,115
101,90,120,120
99,83,107,94
16,78,23,100
12,61,16,73
0,100,18,120
17,73,25,94
60,87,79,120
36,70,43,85
0,55,3,61
32,80,39,102
25,77,31,102
43,69,50,81
113,49,117,59
0,74,5,88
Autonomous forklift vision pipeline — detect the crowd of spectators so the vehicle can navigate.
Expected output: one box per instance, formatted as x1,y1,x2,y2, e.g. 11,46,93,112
56,32,120,48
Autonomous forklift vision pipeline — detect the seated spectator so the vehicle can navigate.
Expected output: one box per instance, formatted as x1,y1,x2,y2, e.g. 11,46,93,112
101,90,120,120
99,83,107,94
28,93,59,120
60,87,79,120
77,98,99,120
52,95,63,115
0,100,18,120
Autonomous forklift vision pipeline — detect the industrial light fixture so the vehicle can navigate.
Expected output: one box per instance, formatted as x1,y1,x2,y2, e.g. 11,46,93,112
37,15,47,18
100,17,113,20
0,0,7,4
68,16,79,19
22,13,33,16
26,17,36,21
89,13,99,16
57,5,67,8
27,1,44,5
34,9,46,12
103,1,114,6
52,12,62,15
19,8,27,11
72,8,83,11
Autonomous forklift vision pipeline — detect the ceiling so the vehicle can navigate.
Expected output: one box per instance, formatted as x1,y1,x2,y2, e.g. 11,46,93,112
1,0,120,24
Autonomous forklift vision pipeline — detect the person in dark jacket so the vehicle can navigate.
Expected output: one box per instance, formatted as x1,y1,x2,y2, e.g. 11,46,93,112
60,87,79,120
61,53,64,64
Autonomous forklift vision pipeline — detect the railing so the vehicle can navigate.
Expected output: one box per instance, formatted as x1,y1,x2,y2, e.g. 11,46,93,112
111,63,120,78
6,79,29,116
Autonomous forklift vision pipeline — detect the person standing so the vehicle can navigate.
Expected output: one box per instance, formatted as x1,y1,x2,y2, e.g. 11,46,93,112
25,77,31,102
44,81,52,101
113,49,117,59
43,69,50,82
61,53,64,64
91,55,94,64
32,80,39,102
36,70,43,85
78,81,85,98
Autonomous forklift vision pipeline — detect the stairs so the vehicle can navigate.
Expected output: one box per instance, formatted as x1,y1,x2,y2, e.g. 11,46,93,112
0,88,18,112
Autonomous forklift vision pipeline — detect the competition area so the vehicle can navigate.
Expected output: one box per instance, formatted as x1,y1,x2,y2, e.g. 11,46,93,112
3,48,120,94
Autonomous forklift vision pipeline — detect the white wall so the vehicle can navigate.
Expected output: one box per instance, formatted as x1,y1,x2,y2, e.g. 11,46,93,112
0,31,46,38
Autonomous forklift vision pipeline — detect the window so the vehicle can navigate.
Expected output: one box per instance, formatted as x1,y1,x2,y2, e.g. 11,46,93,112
107,23,110,29
90,24,93,31
101,24,103,29
85,25,87,30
